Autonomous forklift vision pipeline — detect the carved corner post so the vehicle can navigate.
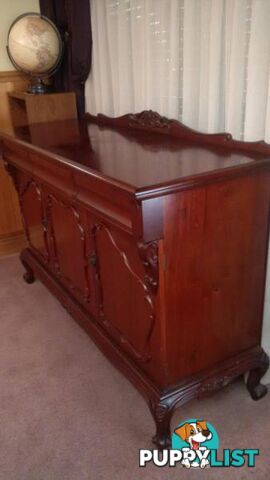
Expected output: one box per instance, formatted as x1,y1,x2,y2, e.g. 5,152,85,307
3,161,35,284
137,241,159,293
246,349,269,400
138,240,174,448
3,159,19,192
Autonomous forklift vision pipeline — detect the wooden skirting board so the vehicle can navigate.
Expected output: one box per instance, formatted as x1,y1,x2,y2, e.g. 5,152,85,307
0,71,26,82
0,231,27,257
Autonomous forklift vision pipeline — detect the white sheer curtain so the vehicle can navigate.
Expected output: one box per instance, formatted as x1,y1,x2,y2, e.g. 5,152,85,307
86,0,270,140
85,0,270,381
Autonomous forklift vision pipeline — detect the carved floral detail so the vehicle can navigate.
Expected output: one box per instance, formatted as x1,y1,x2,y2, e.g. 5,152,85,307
200,375,230,393
128,110,172,129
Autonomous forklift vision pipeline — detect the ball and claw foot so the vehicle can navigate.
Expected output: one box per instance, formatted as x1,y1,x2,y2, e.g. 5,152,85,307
21,260,35,284
23,270,35,284
248,382,268,401
247,351,269,401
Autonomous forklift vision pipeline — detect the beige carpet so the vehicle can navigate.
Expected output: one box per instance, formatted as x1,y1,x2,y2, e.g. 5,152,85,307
0,254,269,480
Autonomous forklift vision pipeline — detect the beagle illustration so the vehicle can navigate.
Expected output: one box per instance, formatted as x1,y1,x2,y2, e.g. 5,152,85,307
174,420,212,468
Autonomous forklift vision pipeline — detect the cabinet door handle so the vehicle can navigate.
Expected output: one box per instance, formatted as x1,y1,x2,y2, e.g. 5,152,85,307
42,217,48,228
89,252,97,268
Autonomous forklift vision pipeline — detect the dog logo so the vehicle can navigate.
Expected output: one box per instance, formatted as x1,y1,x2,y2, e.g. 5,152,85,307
172,419,218,468
140,419,259,469
139,418,260,469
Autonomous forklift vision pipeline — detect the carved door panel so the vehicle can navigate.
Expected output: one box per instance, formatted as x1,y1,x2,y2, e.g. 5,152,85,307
92,223,156,363
47,193,95,312
20,179,49,262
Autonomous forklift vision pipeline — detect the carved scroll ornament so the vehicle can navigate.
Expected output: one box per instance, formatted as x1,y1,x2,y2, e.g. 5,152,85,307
128,110,172,129
138,241,159,293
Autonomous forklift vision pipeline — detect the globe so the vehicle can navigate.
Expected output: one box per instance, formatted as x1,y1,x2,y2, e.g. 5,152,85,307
7,13,63,94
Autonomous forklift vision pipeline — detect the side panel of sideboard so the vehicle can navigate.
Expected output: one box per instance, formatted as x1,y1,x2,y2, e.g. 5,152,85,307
162,172,270,385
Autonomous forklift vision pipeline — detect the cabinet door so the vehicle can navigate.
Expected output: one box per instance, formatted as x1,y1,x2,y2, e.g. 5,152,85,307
47,192,95,312
92,223,156,364
20,178,49,262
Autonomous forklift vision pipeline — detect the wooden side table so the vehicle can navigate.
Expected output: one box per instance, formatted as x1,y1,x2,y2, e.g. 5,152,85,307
8,91,77,127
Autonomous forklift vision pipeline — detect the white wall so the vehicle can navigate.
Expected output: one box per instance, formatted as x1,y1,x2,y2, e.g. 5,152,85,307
0,0,40,71
262,242,270,374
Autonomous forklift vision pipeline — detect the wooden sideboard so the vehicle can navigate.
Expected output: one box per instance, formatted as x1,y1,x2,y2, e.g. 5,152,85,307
1,111,270,448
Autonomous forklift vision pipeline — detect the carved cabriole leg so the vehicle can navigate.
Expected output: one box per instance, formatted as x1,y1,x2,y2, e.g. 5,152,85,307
20,252,35,284
149,399,174,449
148,347,269,448
246,349,269,400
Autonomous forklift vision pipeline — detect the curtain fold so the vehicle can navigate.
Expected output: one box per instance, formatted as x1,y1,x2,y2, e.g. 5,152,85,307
39,0,92,117
86,0,270,142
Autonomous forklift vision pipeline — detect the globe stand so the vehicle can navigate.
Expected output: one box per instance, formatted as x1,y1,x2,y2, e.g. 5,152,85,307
27,78,50,95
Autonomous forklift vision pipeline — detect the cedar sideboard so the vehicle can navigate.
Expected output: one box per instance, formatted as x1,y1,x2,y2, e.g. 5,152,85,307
1,111,270,448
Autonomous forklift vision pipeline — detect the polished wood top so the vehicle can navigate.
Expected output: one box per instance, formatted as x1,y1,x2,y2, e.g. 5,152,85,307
1,111,270,198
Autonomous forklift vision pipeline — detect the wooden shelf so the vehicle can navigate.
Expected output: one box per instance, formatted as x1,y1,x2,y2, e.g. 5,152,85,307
8,91,77,126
